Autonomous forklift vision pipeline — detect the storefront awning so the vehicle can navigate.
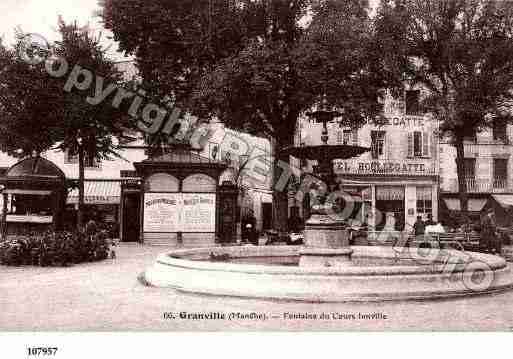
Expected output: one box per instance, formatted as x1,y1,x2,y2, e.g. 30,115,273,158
3,189,52,195
443,198,487,212
376,186,404,201
68,181,121,205
492,195,513,208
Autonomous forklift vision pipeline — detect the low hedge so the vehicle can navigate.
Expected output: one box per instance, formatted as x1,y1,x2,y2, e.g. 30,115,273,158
0,230,111,267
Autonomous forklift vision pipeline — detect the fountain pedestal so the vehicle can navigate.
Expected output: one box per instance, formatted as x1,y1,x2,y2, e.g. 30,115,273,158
299,213,353,267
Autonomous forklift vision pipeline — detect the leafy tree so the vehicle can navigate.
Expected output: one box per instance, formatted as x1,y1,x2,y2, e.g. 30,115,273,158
375,0,513,215
101,0,397,231
0,37,63,157
51,20,128,229
0,22,128,229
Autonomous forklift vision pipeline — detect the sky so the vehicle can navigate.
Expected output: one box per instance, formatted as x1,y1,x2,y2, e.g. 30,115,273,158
0,0,127,60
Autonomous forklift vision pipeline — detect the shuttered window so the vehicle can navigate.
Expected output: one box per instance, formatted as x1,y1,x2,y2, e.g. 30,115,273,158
464,158,476,179
408,132,431,158
493,158,508,189
371,131,385,159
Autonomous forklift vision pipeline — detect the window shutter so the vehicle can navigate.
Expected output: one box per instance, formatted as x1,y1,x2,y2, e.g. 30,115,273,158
423,132,430,157
352,129,358,145
407,133,414,157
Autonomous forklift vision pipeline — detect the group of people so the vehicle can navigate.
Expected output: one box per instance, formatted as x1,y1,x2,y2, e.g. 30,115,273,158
412,209,504,254
412,214,437,236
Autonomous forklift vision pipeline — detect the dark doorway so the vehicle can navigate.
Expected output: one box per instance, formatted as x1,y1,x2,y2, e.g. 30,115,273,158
122,192,140,242
375,200,405,231
219,197,236,243
262,203,272,230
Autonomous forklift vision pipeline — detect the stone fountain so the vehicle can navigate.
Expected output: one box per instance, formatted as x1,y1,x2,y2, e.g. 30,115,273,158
143,97,513,302
283,97,369,267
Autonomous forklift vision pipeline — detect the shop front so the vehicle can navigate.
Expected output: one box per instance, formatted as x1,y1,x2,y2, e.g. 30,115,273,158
66,180,121,235
337,176,438,233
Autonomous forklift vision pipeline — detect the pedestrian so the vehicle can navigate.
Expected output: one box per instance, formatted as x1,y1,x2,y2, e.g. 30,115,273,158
413,215,425,236
242,211,258,245
480,208,499,253
85,213,98,236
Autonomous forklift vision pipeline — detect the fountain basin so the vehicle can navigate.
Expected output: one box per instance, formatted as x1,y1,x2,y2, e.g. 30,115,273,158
144,246,513,302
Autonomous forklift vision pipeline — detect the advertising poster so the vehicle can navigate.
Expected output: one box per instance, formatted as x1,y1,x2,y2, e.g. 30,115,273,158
143,193,181,232
143,193,216,233
181,193,216,233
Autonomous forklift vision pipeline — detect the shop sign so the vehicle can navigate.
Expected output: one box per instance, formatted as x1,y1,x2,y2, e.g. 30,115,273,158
6,215,53,223
68,195,119,204
335,161,427,174
143,193,216,233
368,115,427,127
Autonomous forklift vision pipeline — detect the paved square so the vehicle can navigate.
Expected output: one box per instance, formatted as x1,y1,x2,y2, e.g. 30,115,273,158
1,244,512,331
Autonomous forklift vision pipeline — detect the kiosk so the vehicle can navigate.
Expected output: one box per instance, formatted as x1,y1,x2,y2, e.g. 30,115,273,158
133,145,229,246
0,157,66,237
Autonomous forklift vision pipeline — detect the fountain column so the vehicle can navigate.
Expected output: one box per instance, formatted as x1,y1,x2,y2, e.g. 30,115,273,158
283,96,370,267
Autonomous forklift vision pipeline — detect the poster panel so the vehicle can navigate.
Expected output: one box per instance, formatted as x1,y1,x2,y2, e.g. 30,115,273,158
143,193,181,232
181,193,216,233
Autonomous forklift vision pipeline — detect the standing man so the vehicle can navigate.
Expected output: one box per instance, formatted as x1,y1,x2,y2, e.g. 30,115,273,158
480,208,499,253
413,215,425,236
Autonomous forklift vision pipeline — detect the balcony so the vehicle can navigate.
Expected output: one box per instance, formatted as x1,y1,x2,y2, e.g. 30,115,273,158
464,142,512,157
442,178,512,193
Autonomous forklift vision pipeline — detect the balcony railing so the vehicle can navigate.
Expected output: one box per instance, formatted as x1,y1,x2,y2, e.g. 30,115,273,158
464,142,512,157
442,178,511,193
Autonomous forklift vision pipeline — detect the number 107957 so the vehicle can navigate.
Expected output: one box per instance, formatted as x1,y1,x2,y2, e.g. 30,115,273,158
27,347,58,356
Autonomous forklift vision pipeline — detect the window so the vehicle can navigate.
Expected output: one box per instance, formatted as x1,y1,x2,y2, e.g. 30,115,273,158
6,193,53,216
416,186,432,216
464,158,476,191
336,131,343,144
405,90,421,115
408,131,430,158
370,131,386,159
493,158,508,188
413,132,422,157
337,129,355,145
65,151,100,168
493,122,507,142
464,158,476,179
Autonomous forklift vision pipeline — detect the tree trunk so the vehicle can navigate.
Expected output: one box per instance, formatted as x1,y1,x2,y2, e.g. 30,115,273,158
77,146,85,230
272,139,291,234
454,135,469,217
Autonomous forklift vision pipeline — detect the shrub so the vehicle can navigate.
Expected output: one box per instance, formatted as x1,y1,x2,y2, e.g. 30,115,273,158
0,230,111,267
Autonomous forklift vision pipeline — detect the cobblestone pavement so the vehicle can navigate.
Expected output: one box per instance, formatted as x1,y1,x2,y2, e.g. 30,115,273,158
1,243,512,331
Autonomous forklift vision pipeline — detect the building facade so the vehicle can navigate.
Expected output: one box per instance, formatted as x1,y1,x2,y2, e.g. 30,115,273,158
439,123,513,225
296,90,439,232
0,125,273,242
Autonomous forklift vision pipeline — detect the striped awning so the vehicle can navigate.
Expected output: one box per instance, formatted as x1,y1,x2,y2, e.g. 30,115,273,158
68,181,121,205
376,186,404,201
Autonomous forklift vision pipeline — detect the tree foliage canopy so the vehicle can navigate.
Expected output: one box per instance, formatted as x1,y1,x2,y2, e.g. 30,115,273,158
375,0,513,137
100,0,399,148
375,0,513,214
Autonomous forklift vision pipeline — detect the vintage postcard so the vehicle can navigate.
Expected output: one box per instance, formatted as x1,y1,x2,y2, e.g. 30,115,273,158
1,1,512,355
